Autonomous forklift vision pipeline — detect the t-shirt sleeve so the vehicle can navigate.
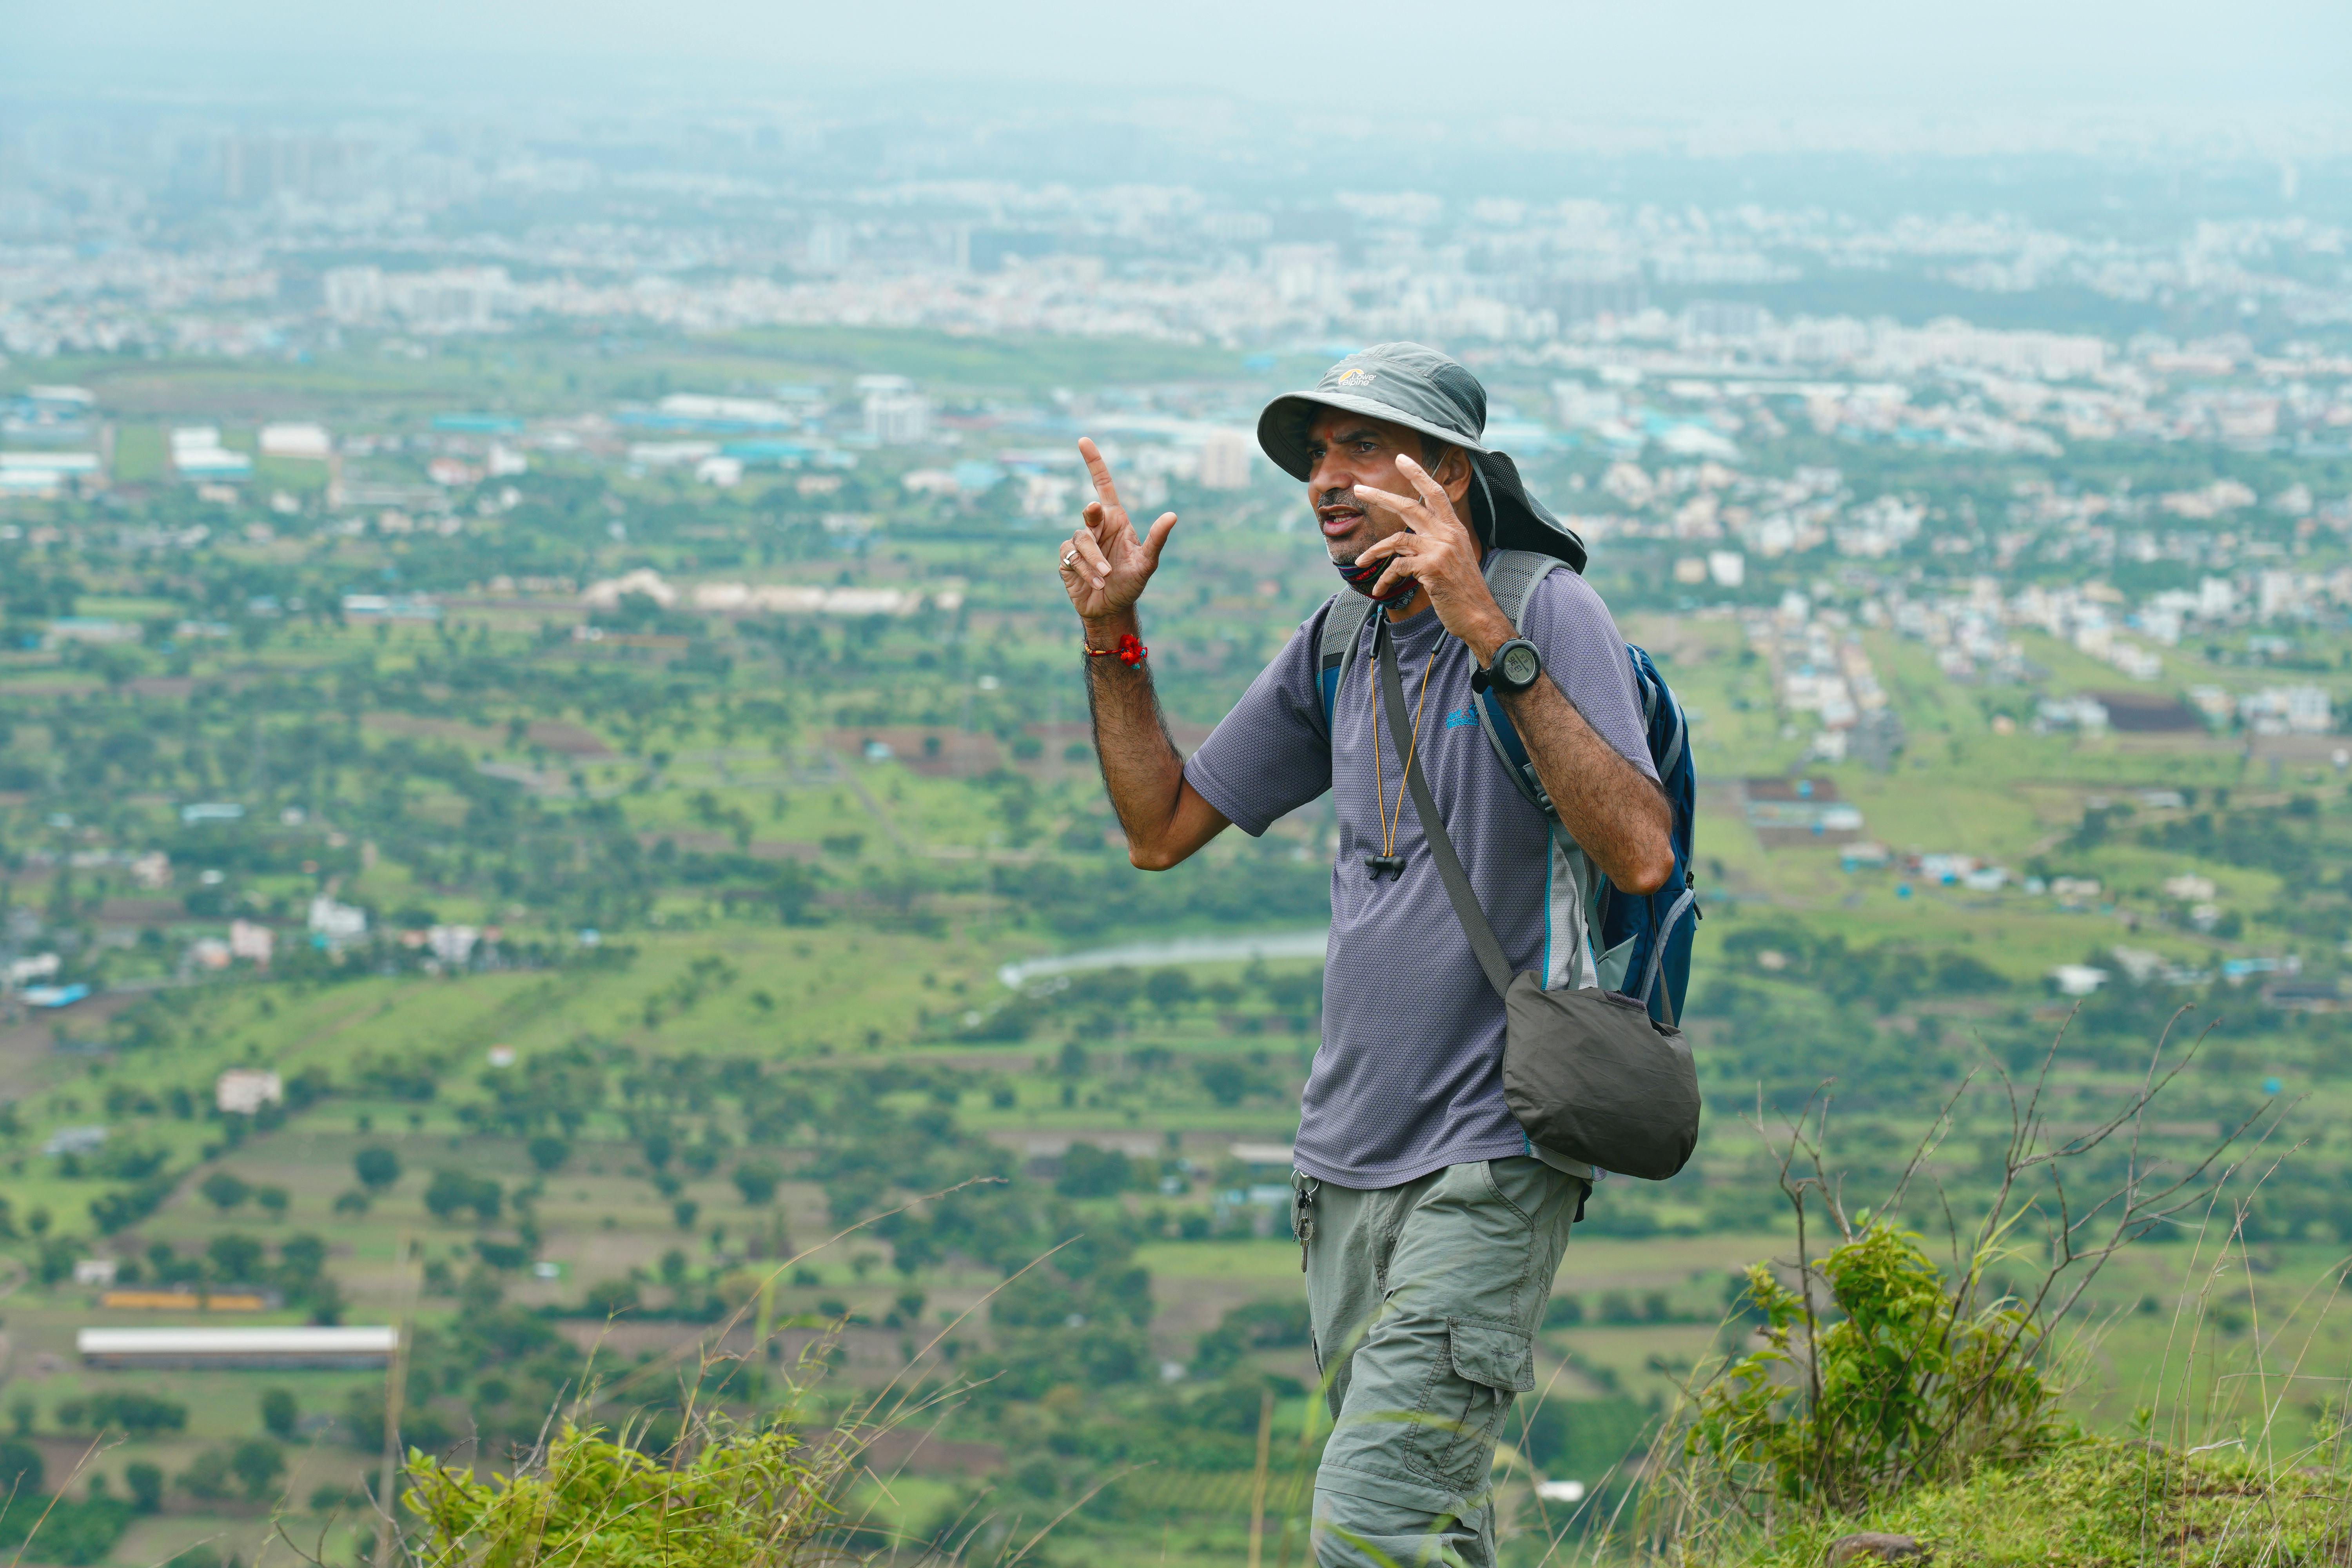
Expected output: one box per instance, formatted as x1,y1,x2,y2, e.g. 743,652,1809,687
1518,572,1659,782
1181,610,1333,837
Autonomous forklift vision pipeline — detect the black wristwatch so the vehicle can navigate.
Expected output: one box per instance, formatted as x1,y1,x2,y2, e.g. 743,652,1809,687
1472,637,1543,695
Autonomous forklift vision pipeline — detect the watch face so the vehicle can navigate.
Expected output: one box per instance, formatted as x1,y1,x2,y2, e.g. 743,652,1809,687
1500,643,1541,688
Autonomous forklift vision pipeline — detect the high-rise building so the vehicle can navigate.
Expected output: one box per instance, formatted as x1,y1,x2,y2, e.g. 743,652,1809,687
1198,429,1253,492
863,390,930,446
323,266,385,323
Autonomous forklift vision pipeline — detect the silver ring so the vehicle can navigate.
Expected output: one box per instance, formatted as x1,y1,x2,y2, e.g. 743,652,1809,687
1063,550,1076,564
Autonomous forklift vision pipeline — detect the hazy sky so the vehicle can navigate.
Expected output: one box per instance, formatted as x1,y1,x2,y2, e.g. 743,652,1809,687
11,0,2349,120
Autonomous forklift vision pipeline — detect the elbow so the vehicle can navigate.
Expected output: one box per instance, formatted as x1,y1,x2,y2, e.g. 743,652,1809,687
1617,842,1677,897
1127,841,1183,873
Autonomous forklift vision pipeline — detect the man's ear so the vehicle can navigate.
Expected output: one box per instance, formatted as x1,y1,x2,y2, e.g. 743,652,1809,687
1439,447,1474,506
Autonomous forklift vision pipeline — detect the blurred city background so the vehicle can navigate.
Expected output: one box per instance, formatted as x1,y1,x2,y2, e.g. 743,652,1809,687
0,5,2348,1564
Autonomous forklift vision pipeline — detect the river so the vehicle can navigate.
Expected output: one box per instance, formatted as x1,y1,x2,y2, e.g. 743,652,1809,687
995,927,1328,989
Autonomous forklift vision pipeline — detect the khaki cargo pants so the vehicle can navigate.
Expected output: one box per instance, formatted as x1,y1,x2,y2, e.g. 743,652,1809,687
1292,1156,1583,1568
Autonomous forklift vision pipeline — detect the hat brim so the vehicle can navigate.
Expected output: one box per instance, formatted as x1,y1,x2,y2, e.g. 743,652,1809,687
1255,391,1491,483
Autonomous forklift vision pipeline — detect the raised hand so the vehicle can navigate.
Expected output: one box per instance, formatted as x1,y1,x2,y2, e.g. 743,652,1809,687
1059,437,1178,627
1351,454,1513,662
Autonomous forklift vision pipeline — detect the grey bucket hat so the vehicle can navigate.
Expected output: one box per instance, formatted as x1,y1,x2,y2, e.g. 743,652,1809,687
1257,341,1588,572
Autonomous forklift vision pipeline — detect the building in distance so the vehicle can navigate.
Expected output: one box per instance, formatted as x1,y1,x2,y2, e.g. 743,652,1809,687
78,1326,397,1370
216,1067,283,1116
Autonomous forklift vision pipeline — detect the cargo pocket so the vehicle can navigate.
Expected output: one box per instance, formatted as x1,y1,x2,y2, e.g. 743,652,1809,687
1407,1318,1535,1492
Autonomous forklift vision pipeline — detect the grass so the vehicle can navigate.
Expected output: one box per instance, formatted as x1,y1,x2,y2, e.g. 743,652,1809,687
1732,1437,2352,1567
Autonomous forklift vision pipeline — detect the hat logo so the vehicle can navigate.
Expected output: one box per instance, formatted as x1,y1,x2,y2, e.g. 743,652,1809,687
1334,368,1372,386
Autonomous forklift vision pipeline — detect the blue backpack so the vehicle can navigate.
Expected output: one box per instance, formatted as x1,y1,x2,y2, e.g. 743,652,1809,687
1314,549,1700,1025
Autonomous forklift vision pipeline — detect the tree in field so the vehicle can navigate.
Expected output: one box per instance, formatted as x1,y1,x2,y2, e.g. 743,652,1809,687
0,1439,40,1497
424,1171,502,1224
260,1387,297,1440
230,1437,284,1501
731,1161,780,1205
125,1461,162,1513
206,1233,264,1283
354,1146,401,1192
200,1170,250,1213
527,1136,570,1173
1144,967,1196,1016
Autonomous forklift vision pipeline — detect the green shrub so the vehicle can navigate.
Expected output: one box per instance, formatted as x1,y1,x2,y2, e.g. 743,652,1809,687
77,1391,188,1436
407,1414,847,1568
176,1447,235,1499
1687,1223,2059,1516
0,1496,134,1566
125,1462,163,1512
0,1437,40,1493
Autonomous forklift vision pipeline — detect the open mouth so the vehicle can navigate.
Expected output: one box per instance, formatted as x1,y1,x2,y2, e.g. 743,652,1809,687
1316,506,1365,537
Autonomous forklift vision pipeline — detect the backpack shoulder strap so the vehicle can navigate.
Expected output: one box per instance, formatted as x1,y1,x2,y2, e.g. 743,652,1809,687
1472,551,1566,819
1316,592,1375,733
1624,644,1686,771
1482,548,1559,627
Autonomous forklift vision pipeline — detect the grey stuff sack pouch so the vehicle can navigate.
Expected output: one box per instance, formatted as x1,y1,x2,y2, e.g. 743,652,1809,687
1499,972,1699,1181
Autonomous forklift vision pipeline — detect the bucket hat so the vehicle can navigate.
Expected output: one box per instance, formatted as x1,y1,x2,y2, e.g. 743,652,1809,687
1256,342,1588,571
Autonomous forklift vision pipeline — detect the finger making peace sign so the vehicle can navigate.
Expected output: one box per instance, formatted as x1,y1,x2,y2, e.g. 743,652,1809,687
1349,453,1513,659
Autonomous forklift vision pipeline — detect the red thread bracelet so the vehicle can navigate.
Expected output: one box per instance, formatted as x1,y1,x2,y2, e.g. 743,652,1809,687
1083,632,1148,666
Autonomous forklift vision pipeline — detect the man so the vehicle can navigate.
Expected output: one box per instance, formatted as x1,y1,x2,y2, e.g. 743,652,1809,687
1058,343,1673,1566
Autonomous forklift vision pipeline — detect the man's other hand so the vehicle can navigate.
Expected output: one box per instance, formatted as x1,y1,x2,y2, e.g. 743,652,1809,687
1351,454,1512,660
1060,437,1178,628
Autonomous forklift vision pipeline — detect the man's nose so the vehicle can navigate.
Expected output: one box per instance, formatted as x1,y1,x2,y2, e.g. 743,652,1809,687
1307,452,1351,495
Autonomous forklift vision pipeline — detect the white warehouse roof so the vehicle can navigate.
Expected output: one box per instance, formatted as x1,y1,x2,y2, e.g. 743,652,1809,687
79,1326,397,1367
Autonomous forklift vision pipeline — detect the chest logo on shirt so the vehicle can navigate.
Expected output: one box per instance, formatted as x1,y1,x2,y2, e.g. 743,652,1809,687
1443,706,1480,730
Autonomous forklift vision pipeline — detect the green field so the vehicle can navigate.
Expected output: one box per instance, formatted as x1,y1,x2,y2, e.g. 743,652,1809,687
2,325,2350,1563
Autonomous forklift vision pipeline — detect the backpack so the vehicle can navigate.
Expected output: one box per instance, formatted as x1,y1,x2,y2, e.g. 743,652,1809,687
1314,549,1700,1025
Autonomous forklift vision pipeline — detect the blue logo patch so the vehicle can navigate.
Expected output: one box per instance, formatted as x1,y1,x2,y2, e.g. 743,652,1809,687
1443,706,1480,730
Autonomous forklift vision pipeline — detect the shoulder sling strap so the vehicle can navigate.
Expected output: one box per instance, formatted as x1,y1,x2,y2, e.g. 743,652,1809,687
1376,618,1693,1026
1374,617,1515,1001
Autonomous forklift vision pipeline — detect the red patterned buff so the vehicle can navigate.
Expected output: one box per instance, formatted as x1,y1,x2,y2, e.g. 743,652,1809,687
1335,556,1415,604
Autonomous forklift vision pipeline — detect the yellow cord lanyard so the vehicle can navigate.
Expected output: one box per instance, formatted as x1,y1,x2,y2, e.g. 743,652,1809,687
1366,624,1438,882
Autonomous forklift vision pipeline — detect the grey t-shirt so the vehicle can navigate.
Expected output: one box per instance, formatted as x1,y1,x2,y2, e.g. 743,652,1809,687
1183,569,1658,1191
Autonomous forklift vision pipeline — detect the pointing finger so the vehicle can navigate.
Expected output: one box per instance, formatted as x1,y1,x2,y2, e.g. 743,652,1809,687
1077,437,1125,517
1352,483,1421,527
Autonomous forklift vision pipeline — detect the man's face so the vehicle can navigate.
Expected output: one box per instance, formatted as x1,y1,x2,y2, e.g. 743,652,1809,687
1302,410,1462,564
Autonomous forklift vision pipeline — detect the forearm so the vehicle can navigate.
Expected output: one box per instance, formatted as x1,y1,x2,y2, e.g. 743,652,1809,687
1498,677,1675,893
1082,610,1226,869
